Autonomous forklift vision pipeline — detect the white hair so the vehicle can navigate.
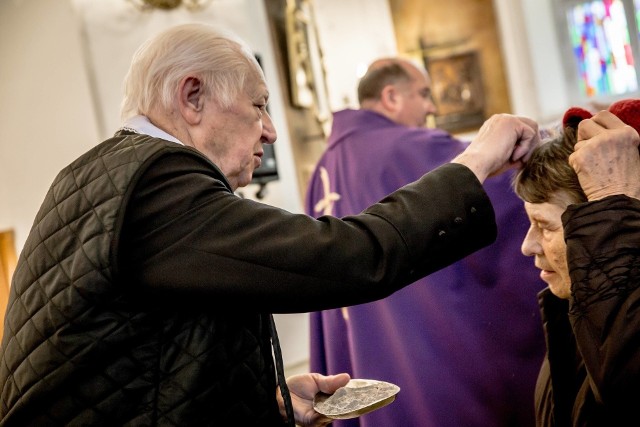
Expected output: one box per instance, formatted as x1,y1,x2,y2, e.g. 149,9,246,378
120,23,263,121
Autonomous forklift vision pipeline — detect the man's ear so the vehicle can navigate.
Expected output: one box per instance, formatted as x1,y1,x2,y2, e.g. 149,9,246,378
178,76,205,125
379,85,400,112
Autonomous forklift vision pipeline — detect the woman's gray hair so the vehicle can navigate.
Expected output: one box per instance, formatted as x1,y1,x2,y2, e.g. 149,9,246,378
120,23,263,120
513,126,587,205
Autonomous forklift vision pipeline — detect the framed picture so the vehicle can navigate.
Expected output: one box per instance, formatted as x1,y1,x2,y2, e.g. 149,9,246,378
424,51,486,132
284,0,332,135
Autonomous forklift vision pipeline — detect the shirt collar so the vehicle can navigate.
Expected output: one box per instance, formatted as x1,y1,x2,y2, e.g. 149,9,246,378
120,115,184,145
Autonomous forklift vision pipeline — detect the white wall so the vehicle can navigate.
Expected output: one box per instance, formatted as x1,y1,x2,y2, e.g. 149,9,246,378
493,0,570,123
314,0,397,111
0,0,100,251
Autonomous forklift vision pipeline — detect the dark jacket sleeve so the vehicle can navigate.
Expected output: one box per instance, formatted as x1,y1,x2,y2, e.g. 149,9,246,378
564,195,640,405
120,151,496,313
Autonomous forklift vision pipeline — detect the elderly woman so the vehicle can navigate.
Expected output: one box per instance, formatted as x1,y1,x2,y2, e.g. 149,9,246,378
514,100,640,426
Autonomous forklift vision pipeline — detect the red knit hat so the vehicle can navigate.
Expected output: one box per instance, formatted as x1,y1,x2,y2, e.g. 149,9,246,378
562,99,640,134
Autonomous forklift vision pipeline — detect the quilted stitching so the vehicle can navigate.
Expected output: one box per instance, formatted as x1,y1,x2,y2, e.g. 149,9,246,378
0,135,280,426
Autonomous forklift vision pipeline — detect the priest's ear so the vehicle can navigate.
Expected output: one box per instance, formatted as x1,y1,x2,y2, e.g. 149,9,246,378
379,84,402,113
178,76,205,125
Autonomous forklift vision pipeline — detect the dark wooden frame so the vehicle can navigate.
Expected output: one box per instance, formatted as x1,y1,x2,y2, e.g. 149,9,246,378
424,51,486,132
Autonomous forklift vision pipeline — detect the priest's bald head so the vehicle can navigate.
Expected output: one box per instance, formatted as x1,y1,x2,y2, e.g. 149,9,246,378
357,58,436,128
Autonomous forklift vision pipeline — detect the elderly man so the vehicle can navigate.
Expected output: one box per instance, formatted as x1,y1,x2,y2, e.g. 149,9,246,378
0,24,538,426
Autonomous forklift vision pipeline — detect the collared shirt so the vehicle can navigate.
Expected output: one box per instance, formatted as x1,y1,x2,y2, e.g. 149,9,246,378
121,115,183,145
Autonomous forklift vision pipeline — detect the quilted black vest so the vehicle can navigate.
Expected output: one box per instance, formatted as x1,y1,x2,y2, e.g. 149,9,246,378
0,133,285,426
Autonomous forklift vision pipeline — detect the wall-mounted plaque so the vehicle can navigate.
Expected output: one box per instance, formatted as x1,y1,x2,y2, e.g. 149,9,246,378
424,51,486,132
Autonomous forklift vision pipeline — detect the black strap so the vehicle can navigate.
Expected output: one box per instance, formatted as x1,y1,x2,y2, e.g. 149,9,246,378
269,314,295,426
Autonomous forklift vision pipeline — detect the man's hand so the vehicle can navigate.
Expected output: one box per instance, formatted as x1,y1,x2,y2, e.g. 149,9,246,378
571,110,640,201
452,114,540,182
277,372,350,427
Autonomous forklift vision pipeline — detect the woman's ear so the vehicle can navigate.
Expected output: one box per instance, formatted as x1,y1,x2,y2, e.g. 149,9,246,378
178,76,205,125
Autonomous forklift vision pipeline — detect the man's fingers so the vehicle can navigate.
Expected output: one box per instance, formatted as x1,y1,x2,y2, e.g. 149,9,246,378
511,120,539,164
517,115,540,132
316,373,350,394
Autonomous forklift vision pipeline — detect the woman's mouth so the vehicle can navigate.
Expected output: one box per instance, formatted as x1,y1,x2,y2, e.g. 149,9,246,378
539,269,556,282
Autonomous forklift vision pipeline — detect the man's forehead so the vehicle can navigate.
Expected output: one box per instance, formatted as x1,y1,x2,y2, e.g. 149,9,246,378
245,73,269,97
253,84,269,100
407,67,430,87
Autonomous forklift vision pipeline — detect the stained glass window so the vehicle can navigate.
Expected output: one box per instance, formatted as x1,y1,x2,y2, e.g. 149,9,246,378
566,0,637,97
636,0,640,37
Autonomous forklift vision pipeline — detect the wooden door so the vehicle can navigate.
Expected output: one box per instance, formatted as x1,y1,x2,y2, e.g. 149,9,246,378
0,230,17,341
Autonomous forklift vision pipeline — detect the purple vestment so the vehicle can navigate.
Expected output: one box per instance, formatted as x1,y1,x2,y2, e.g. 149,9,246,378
305,109,546,427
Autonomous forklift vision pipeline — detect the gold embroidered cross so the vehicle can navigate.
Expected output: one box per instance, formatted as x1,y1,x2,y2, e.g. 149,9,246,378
313,166,341,216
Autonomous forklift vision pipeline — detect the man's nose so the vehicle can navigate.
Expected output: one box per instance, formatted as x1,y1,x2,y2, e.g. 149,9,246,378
425,98,437,115
262,112,277,144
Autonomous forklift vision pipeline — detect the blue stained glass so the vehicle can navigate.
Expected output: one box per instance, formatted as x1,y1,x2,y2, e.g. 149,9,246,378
636,0,640,44
567,0,637,97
